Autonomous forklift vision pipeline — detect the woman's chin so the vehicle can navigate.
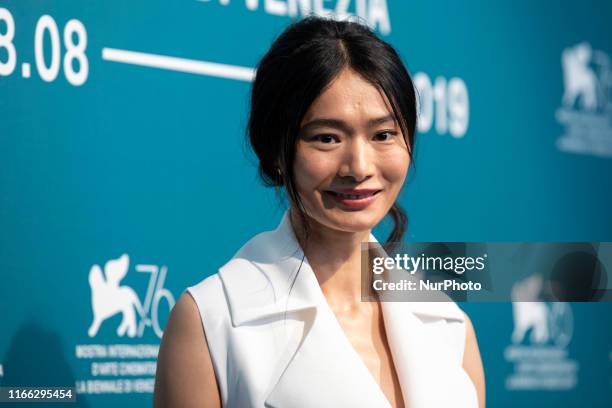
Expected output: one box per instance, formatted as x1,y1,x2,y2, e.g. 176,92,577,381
320,209,384,233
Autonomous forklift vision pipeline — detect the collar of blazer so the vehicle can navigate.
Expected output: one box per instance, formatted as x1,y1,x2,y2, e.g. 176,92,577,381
219,209,464,326
218,209,477,408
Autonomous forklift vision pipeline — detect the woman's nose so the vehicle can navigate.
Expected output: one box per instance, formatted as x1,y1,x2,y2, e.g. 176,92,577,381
337,138,374,182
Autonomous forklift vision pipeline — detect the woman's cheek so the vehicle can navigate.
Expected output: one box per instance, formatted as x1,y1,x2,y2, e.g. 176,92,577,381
379,150,410,182
295,151,337,185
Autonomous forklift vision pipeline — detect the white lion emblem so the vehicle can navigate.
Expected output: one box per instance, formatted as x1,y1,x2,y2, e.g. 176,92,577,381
87,254,144,337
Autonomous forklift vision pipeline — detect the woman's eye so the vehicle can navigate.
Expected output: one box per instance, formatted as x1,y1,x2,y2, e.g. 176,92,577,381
313,134,339,144
373,131,397,142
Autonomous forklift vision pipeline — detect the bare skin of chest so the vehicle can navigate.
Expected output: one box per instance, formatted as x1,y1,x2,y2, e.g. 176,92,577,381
329,301,406,408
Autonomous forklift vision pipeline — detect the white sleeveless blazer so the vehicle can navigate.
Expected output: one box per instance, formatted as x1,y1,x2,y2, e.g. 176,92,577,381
187,210,479,408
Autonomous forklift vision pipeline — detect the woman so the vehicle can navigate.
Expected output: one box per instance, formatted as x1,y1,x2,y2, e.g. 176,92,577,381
154,16,485,408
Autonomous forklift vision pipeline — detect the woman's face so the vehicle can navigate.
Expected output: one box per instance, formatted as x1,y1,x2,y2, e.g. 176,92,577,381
293,68,410,235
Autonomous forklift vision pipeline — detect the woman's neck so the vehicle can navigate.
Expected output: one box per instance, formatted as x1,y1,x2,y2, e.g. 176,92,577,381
290,209,372,311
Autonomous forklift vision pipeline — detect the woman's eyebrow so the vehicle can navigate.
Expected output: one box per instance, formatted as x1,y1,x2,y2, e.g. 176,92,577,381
300,114,396,133
367,114,396,127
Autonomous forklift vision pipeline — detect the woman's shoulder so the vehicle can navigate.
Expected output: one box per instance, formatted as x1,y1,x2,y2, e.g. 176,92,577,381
188,215,301,316
186,272,224,305
186,238,273,307
184,272,233,331
154,290,223,407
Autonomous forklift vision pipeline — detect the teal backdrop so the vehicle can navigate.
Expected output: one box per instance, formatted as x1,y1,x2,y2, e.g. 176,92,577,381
1,0,611,406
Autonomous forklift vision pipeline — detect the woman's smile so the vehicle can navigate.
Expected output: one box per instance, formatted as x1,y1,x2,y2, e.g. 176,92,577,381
324,189,383,210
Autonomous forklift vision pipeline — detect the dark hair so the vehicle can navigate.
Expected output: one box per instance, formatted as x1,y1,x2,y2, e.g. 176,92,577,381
248,16,417,247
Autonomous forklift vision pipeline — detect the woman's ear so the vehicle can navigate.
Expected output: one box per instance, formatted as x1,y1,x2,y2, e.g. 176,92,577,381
274,160,284,177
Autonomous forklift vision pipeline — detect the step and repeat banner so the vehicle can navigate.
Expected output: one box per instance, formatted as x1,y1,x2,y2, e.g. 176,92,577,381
1,0,611,406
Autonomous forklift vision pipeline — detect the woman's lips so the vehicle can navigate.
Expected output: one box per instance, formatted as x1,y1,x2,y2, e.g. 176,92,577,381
324,189,382,209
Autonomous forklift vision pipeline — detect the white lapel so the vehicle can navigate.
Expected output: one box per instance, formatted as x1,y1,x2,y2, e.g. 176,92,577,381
380,300,479,408
370,239,479,408
218,210,478,408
